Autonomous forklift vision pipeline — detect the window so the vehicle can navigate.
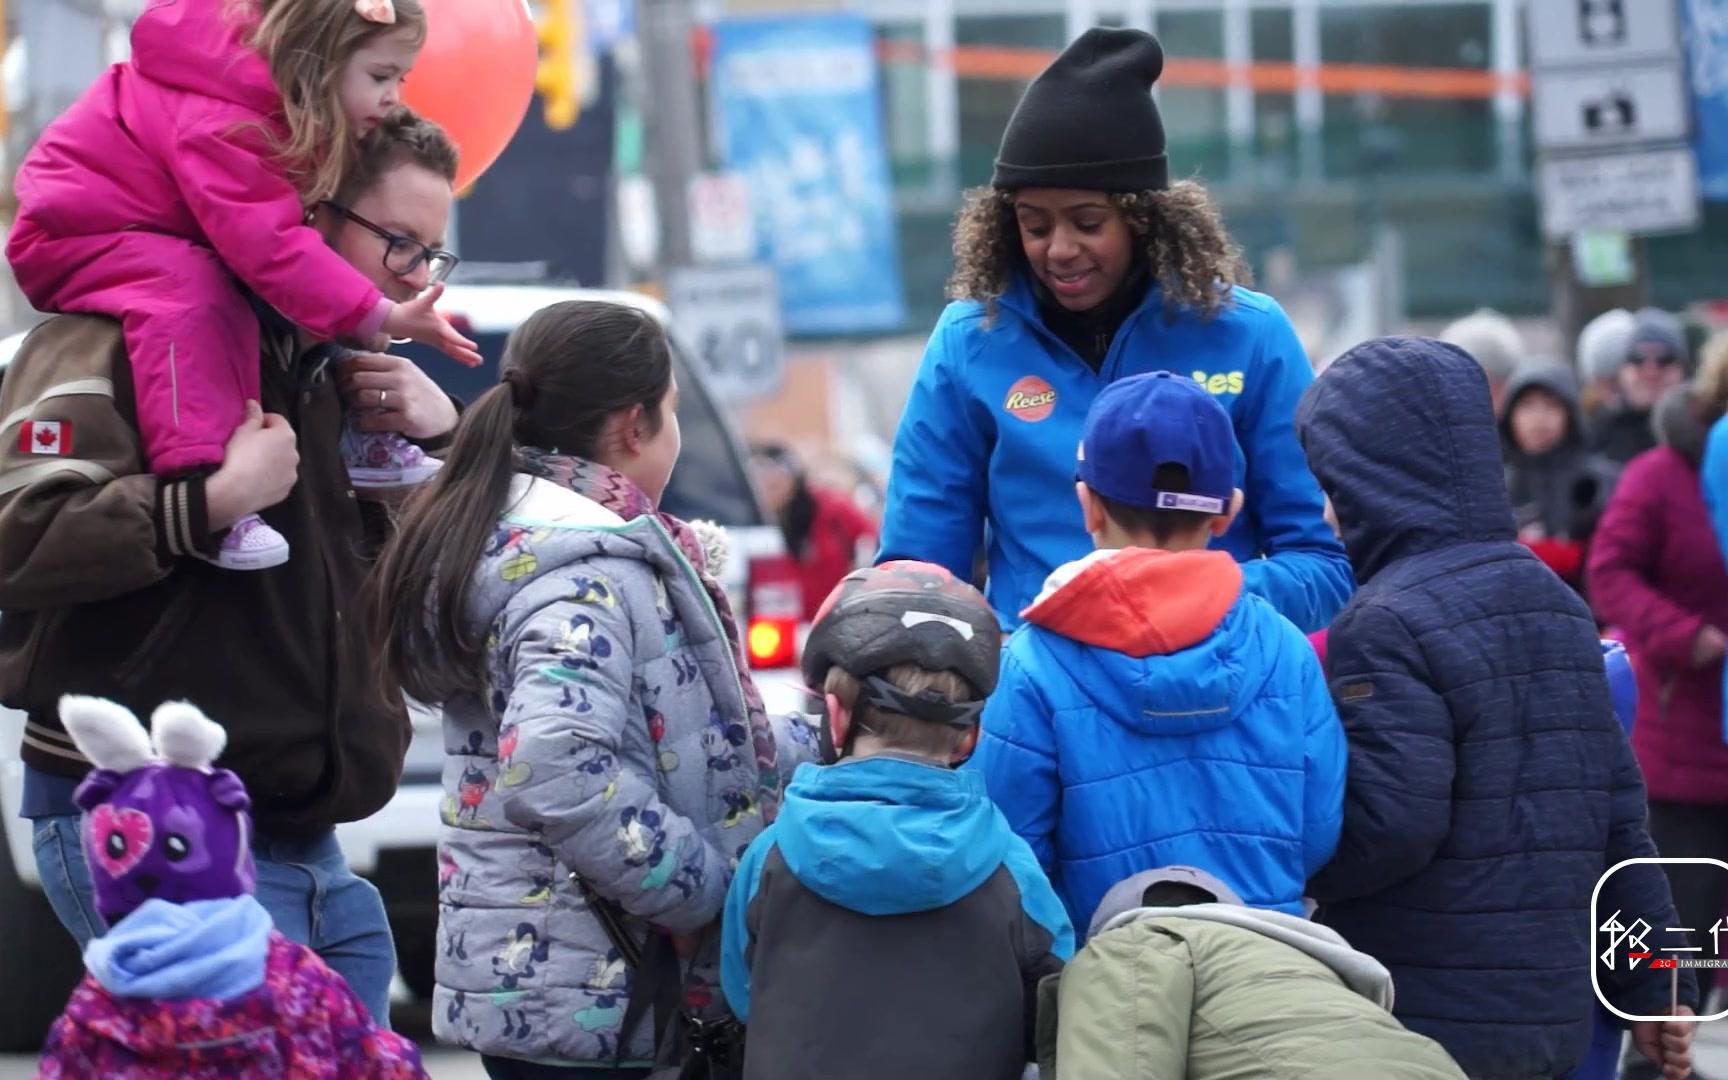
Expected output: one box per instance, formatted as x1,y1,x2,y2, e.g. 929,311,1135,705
1251,6,1299,185
1319,3,1497,180
1158,9,1230,183
955,14,1065,185
878,21,933,185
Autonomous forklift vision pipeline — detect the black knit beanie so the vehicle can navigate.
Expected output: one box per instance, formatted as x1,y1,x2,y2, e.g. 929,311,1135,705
993,27,1169,193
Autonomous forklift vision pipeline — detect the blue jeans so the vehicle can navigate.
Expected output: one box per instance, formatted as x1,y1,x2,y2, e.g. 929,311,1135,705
481,1061,649,1079
32,815,397,1026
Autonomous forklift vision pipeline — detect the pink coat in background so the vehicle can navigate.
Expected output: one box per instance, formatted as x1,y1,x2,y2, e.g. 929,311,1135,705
6,0,386,475
1587,442,1728,806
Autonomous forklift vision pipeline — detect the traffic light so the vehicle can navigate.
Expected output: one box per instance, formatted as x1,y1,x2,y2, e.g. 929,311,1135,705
535,0,582,130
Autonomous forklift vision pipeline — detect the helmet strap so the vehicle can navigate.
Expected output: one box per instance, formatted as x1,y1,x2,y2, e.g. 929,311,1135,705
817,676,983,767
815,703,883,767
859,675,984,730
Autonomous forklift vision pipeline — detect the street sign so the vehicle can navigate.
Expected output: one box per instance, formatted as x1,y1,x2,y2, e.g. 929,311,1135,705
1528,0,1699,238
1533,65,1689,151
1538,144,1701,239
1528,0,1680,69
667,264,785,403
688,172,757,265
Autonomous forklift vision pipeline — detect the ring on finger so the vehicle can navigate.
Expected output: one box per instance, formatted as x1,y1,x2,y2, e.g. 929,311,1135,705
379,389,389,410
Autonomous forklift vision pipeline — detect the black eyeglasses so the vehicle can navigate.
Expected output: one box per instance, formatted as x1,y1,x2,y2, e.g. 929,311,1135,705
1630,348,1680,369
321,201,459,286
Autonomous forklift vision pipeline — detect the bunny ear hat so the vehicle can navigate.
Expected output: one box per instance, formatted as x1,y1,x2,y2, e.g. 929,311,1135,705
58,696,255,922
59,695,227,772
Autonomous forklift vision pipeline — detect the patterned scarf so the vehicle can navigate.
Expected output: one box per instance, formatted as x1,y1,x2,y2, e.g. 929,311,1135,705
516,448,783,823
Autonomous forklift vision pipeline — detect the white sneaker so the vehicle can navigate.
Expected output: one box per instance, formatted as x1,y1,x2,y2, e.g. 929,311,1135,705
212,514,289,571
345,429,442,489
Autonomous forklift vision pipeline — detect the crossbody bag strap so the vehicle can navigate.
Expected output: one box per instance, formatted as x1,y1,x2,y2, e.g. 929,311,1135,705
574,875,698,1068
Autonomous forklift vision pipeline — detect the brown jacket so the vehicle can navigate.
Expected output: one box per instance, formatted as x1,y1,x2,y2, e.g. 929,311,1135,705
0,310,410,832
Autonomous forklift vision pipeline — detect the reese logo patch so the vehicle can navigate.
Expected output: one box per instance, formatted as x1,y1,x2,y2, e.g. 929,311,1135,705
1004,376,1057,422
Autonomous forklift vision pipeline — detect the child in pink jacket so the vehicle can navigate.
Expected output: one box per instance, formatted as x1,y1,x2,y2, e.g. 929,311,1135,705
7,0,479,570
37,695,428,1078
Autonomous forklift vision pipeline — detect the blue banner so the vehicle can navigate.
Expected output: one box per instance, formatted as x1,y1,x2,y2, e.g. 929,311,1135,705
1684,0,1728,200
711,15,906,336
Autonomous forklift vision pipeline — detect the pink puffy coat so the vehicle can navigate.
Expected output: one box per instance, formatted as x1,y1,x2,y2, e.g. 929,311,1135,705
6,0,386,476
1587,390,1728,805
38,932,428,1079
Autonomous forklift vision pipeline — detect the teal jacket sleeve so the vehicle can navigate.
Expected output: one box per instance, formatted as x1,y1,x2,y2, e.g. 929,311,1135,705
1704,420,1728,745
1237,304,1355,633
878,307,993,581
970,638,1061,872
1001,831,1074,1064
1705,418,1728,565
1002,833,1076,963
719,829,775,1023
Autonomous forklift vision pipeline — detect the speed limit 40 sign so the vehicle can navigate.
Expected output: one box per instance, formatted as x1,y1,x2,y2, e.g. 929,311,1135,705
667,264,786,404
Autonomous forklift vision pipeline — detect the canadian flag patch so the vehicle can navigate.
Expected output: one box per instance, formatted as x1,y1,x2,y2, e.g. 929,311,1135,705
19,420,71,456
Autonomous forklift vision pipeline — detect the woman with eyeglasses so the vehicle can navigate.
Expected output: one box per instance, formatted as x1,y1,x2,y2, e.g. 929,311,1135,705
5,0,483,572
1588,308,1692,467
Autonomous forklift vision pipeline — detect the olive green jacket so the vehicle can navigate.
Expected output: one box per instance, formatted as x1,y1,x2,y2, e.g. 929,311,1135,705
1037,904,1467,1080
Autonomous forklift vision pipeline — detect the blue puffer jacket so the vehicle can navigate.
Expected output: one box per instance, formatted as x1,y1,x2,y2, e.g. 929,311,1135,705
1297,337,1690,1080
969,546,1346,935
879,275,1353,633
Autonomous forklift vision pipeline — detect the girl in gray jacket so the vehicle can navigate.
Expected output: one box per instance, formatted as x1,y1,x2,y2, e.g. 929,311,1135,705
369,301,812,1078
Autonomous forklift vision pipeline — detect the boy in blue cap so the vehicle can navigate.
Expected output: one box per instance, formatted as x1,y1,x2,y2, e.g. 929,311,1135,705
971,371,1347,934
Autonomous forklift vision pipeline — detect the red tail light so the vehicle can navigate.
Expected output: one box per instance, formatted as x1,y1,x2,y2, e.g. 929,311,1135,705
746,554,802,669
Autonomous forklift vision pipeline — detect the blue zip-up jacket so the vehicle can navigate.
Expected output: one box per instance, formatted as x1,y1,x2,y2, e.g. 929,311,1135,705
1703,415,1728,741
1297,337,1691,1079
879,275,1353,632
721,755,1073,1080
970,546,1346,935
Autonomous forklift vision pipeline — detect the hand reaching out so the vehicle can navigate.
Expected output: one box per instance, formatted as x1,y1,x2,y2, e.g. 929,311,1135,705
382,284,481,367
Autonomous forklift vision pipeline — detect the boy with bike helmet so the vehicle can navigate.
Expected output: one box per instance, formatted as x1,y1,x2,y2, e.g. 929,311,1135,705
719,561,1073,1080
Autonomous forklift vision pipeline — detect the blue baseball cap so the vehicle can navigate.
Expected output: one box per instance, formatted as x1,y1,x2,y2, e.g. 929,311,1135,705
1078,371,1237,514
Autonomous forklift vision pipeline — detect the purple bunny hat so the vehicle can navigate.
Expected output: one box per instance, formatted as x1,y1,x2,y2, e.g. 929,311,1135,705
60,696,256,923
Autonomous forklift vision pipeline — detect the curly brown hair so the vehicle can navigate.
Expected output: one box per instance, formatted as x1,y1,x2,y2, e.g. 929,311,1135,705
946,180,1250,321
1696,329,1728,421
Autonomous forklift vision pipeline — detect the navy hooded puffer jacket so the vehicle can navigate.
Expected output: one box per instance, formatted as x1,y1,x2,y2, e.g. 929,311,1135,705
1296,338,1691,1080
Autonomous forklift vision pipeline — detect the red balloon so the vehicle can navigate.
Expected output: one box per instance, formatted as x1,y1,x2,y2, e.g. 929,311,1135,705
403,0,537,191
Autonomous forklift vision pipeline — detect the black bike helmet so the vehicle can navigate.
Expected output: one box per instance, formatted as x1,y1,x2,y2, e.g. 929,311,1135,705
801,561,1002,731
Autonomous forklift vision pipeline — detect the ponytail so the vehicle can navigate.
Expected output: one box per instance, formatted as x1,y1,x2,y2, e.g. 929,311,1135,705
367,300,674,706
368,384,517,705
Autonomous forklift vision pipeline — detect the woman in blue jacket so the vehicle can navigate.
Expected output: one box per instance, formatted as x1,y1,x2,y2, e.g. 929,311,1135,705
878,27,1352,632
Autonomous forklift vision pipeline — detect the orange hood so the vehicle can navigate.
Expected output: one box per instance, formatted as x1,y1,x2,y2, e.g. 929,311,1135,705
1021,548,1243,658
